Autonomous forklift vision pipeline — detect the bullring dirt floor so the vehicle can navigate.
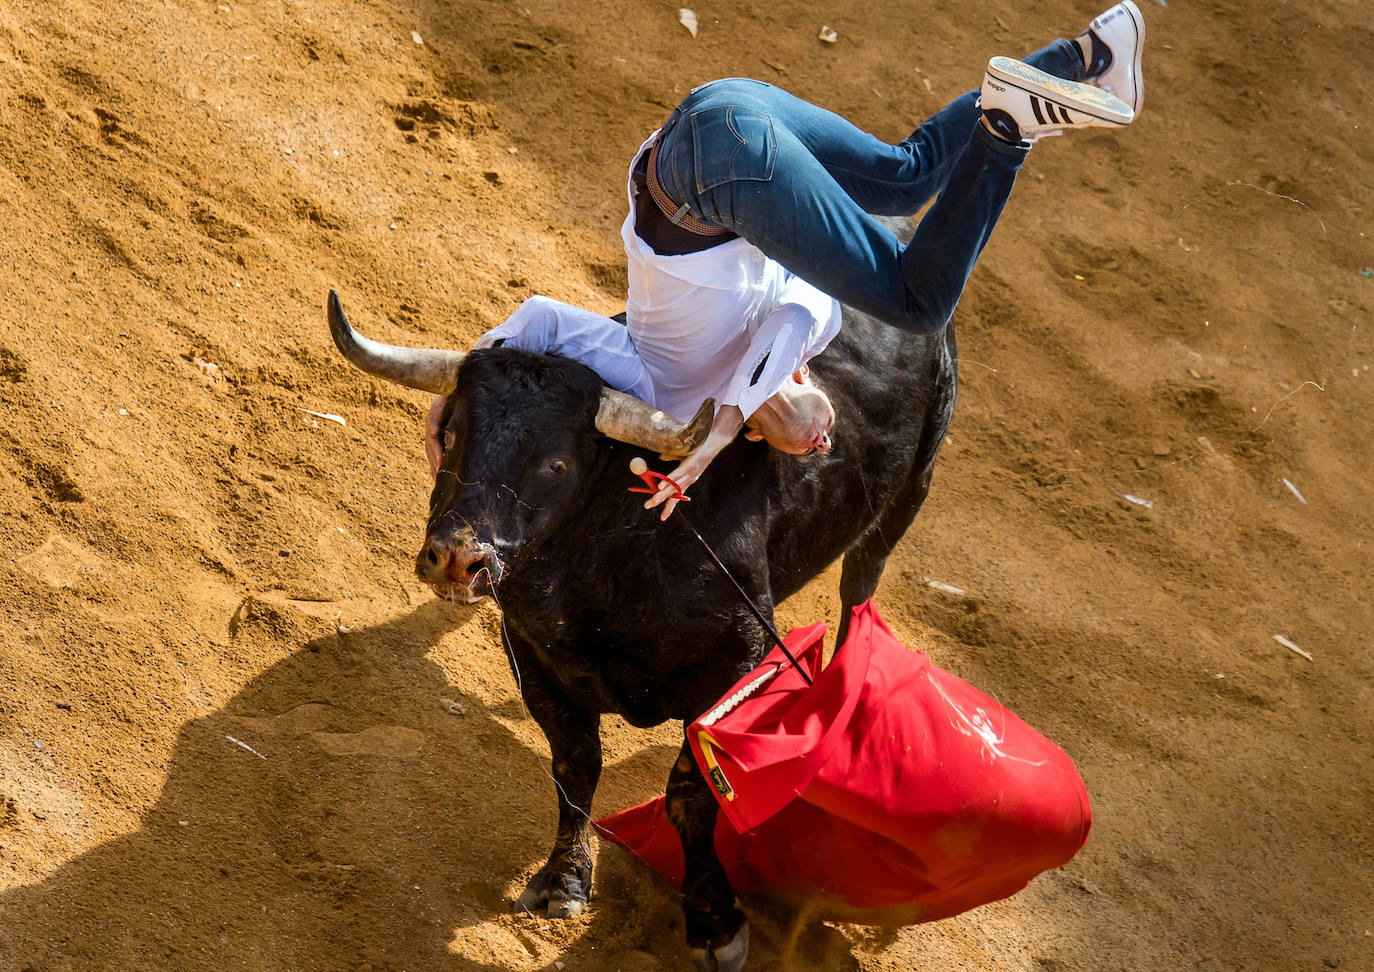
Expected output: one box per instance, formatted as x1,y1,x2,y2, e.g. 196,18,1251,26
0,0,1370,969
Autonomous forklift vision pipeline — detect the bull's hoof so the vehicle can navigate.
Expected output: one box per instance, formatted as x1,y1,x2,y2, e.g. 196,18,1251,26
689,921,749,972
685,898,748,972
514,863,590,919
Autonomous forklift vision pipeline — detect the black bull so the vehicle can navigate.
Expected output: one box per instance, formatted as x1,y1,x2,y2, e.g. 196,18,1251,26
329,287,956,970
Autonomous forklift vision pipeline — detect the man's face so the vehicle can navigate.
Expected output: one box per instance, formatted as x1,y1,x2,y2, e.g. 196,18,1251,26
746,369,835,455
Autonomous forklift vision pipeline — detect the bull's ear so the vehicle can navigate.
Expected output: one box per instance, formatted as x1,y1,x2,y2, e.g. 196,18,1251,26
595,392,714,459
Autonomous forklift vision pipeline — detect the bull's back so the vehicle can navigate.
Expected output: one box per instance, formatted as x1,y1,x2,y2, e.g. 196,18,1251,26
761,308,957,602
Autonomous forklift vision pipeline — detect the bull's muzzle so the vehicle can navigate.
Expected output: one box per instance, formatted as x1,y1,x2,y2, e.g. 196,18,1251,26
416,524,504,602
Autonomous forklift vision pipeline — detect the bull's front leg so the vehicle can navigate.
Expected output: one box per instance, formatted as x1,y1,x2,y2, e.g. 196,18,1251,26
510,651,602,919
668,736,748,972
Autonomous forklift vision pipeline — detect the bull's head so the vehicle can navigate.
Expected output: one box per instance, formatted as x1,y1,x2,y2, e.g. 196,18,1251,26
326,291,712,601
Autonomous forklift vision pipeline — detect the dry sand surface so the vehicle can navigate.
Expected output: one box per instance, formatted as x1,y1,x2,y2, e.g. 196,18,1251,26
1,0,1371,969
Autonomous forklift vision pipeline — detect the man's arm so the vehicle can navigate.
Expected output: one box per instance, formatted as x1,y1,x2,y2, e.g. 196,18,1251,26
643,404,744,521
427,295,654,477
478,295,653,399
426,395,446,477
719,281,840,422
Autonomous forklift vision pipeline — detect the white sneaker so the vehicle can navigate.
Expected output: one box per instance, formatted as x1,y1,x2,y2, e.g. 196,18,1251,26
1077,1,1145,114
980,56,1134,145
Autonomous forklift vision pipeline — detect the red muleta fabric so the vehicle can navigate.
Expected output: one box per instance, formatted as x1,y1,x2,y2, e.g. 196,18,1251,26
594,600,1091,924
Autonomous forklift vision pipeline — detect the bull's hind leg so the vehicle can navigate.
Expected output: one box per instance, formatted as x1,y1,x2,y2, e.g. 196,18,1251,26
507,640,602,918
667,738,748,972
836,467,935,646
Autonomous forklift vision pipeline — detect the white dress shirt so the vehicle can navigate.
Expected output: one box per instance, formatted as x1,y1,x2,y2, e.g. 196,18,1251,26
476,134,842,423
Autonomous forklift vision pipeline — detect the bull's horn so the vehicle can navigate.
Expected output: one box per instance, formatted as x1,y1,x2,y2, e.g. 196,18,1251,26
327,289,465,395
330,290,711,456
595,390,714,459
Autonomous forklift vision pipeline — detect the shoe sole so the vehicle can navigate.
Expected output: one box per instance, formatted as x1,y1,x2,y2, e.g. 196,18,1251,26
986,55,1133,127
1092,0,1145,114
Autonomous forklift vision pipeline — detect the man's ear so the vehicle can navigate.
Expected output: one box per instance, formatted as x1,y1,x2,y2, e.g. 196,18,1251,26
744,429,765,441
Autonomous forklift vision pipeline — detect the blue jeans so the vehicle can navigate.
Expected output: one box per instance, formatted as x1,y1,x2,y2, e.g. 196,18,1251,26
652,40,1084,333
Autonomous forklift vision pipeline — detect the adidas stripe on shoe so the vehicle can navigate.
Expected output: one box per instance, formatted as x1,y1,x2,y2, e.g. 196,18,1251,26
980,56,1133,145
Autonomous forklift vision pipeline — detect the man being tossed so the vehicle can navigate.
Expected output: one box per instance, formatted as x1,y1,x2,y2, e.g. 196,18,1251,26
428,3,1146,520
425,137,844,518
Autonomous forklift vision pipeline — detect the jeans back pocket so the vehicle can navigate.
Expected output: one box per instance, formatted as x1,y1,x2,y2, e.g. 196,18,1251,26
689,105,776,194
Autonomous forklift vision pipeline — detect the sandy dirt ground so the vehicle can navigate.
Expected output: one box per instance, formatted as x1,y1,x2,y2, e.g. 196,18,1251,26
1,0,1371,969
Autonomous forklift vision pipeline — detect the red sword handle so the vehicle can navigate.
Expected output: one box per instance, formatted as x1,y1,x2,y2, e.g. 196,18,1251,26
627,456,688,501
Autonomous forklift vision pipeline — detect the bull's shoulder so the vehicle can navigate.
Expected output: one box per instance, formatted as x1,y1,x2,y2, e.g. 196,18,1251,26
813,305,956,416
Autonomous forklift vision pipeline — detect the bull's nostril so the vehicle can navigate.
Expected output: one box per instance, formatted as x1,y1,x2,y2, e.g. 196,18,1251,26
427,548,440,566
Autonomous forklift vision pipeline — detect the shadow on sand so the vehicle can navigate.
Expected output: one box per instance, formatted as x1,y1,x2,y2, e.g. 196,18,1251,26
0,596,872,970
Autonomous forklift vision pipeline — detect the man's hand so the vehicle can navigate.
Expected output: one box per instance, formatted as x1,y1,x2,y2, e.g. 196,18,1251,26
425,396,446,478
644,404,744,521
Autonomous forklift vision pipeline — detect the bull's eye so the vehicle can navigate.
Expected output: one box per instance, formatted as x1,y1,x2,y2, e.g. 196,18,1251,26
548,458,568,476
